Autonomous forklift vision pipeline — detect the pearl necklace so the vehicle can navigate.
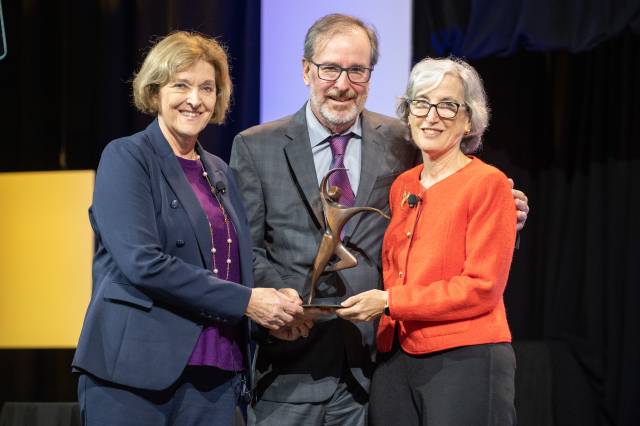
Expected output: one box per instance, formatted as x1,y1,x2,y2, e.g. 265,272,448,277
194,152,233,280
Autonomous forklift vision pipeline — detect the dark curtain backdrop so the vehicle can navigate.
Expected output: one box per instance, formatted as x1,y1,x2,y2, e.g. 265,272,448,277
415,0,640,59
0,0,259,408
2,1,640,424
414,1,640,425
0,0,259,173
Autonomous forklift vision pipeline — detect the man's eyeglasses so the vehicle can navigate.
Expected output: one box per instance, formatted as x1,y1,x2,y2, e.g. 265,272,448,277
407,99,466,119
309,61,373,83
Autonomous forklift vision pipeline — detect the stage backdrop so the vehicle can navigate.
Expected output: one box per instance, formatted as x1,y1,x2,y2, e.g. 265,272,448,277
0,171,93,348
413,2,640,425
260,0,411,122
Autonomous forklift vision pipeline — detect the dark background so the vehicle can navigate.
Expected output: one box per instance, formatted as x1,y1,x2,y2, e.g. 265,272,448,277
1,1,639,425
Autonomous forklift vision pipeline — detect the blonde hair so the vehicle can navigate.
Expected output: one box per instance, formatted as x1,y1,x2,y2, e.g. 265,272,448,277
132,31,232,124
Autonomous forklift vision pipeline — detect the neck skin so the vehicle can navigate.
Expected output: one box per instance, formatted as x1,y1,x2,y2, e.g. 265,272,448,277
158,117,198,159
420,148,471,189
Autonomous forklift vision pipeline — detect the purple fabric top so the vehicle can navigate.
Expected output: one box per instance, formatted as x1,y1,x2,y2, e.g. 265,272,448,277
177,156,244,371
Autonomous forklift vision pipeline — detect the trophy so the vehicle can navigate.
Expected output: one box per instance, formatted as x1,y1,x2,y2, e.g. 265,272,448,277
303,168,389,310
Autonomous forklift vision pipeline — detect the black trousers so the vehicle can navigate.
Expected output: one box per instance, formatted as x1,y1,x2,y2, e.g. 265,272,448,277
369,341,516,426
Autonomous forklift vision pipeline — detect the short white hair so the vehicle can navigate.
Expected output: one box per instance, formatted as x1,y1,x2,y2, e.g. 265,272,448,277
397,57,490,153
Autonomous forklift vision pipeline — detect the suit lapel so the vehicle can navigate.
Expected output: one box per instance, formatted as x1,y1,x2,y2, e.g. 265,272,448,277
217,171,254,288
145,120,212,269
208,166,241,243
345,111,387,238
207,162,254,287
283,107,324,228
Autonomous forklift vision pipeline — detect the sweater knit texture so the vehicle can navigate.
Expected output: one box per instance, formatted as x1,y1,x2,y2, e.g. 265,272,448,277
378,156,517,355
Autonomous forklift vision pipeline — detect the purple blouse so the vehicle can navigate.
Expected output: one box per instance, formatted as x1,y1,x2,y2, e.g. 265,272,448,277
177,156,244,372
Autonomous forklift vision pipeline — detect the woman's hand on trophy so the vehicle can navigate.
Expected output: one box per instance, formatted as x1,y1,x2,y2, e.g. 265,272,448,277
245,287,303,330
335,290,388,322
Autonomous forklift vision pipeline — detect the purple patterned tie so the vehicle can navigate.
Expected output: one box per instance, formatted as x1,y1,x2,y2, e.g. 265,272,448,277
327,133,355,207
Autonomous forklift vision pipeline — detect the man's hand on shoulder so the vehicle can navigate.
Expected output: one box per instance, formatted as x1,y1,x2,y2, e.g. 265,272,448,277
508,178,530,231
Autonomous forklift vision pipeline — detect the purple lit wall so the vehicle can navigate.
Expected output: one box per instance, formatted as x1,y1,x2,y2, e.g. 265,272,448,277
260,0,412,123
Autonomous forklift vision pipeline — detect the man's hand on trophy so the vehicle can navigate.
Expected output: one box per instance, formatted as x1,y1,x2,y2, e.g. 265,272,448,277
268,288,315,341
336,290,388,322
245,287,303,330
269,316,314,341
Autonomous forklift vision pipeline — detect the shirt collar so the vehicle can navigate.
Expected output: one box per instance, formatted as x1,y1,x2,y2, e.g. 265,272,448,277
306,102,362,148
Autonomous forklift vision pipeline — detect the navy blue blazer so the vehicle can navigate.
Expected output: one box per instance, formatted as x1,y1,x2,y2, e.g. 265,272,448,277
73,119,254,391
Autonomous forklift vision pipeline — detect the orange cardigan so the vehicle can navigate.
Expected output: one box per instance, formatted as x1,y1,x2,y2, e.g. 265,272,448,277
377,157,517,355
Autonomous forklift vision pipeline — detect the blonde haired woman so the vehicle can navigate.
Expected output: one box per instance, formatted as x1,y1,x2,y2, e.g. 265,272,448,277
73,31,303,425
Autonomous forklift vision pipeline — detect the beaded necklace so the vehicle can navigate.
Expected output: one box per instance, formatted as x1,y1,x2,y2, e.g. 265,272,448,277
193,149,233,280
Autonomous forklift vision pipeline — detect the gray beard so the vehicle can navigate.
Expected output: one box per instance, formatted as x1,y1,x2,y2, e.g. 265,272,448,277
310,92,362,129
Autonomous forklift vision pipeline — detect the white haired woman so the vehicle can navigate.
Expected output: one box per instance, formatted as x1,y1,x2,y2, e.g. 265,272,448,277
337,57,518,425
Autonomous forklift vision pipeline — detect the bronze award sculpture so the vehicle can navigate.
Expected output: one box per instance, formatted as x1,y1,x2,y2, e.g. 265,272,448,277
303,168,389,311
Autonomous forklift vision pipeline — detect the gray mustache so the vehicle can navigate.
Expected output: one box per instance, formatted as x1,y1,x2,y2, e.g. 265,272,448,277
326,89,357,101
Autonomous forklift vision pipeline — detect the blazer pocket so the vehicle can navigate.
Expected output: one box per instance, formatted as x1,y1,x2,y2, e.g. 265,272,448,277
104,282,153,310
372,172,400,190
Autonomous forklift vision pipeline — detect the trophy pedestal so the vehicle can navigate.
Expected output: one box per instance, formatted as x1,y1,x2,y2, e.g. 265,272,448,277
302,304,342,309
302,304,343,319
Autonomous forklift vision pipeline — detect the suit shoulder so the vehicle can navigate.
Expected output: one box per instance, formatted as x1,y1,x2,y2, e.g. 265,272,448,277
200,150,229,171
362,110,407,127
236,114,295,141
101,129,151,161
363,109,400,124
363,110,412,149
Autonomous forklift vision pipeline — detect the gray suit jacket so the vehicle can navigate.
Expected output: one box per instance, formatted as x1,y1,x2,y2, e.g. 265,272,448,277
230,105,418,403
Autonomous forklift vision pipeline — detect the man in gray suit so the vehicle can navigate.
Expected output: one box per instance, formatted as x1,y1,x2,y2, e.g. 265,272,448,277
230,13,529,426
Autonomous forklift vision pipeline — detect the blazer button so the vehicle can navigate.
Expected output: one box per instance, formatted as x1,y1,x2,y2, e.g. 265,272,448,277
176,239,185,247
170,199,179,208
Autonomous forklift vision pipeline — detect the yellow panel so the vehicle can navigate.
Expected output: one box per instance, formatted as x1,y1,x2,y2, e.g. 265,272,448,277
0,170,94,348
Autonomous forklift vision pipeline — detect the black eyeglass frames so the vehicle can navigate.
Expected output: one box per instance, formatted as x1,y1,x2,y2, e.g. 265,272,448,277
406,99,467,119
309,61,373,83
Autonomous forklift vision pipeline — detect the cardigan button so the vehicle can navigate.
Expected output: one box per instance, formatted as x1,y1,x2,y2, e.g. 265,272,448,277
399,271,404,277
176,239,185,247
170,199,179,209
405,231,412,238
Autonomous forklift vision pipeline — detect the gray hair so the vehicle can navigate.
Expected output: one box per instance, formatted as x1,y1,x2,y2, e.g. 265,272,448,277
303,14,379,67
397,57,490,153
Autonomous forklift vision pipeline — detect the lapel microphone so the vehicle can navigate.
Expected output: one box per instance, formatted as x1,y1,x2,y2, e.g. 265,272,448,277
199,155,226,195
407,193,421,208
214,181,226,195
